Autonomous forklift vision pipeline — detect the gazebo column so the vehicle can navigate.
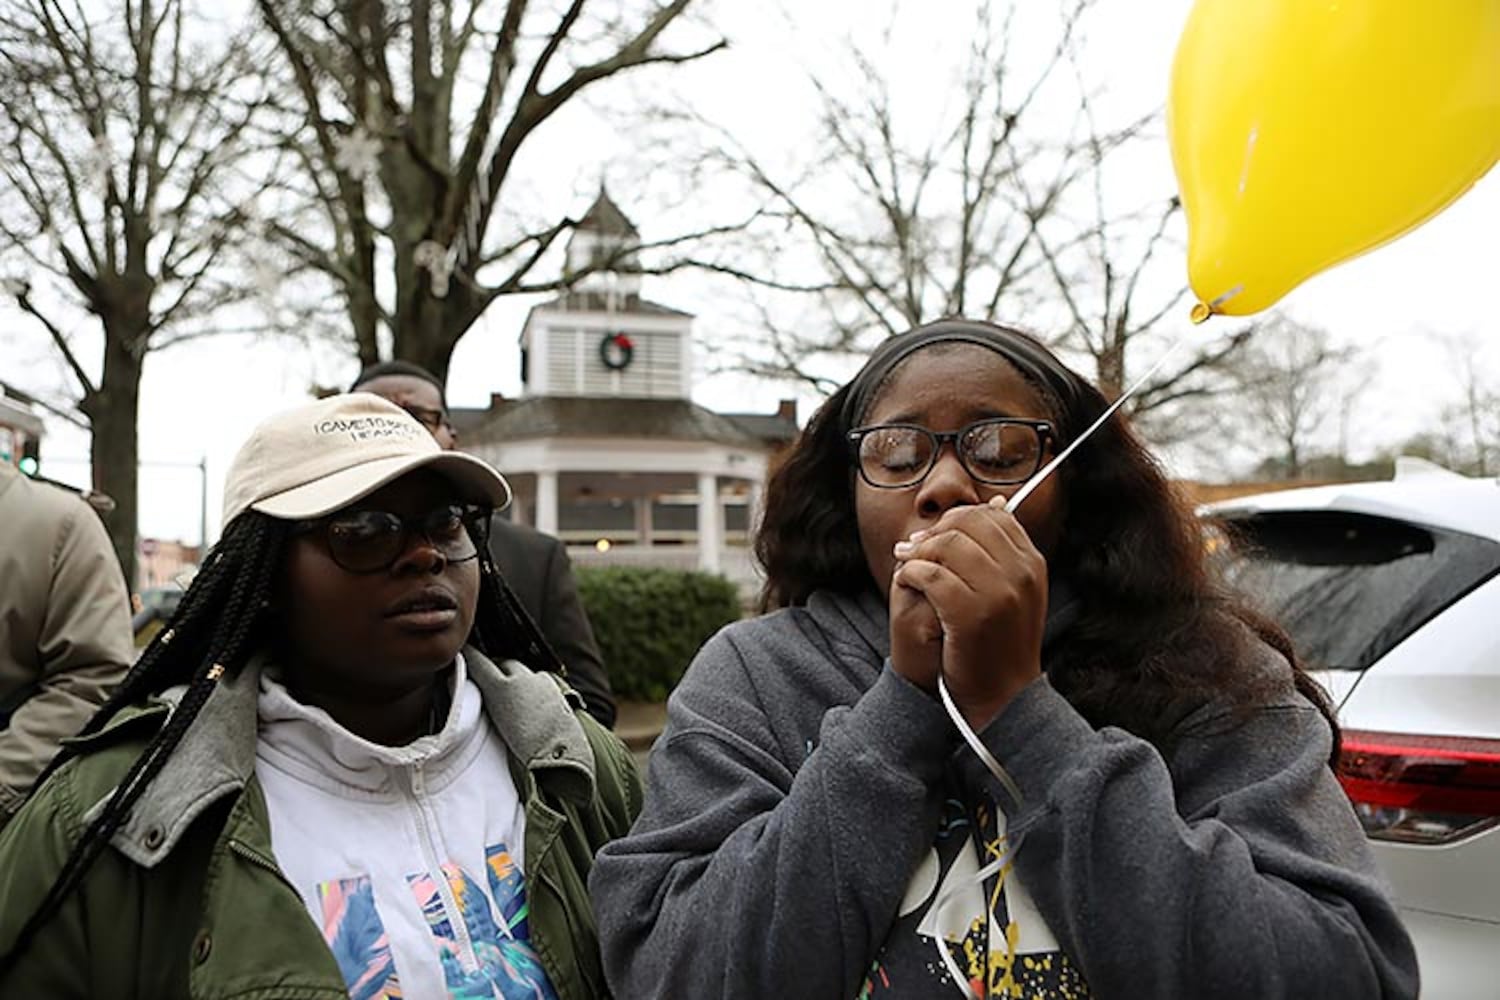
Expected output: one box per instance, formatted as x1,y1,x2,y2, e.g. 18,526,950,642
697,472,721,573
634,496,653,546
536,470,559,536
747,479,765,535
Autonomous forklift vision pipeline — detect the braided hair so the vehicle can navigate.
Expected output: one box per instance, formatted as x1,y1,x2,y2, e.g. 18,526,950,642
469,515,571,676
0,504,563,974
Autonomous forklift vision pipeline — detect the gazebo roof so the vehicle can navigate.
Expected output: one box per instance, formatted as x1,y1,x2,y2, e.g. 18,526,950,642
458,396,770,449
724,411,800,446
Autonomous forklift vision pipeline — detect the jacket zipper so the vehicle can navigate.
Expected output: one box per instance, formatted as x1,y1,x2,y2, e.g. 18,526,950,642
405,763,481,971
227,838,299,895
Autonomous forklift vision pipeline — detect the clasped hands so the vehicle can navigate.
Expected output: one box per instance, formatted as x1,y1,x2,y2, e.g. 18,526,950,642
889,495,1048,731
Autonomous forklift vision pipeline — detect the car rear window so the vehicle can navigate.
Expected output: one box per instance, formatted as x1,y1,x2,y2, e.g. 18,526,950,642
1210,511,1500,672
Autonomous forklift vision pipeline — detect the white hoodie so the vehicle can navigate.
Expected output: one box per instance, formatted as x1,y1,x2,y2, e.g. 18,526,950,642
254,654,559,999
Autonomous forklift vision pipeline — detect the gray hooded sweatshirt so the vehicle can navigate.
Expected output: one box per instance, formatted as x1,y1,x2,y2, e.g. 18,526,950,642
589,589,1418,999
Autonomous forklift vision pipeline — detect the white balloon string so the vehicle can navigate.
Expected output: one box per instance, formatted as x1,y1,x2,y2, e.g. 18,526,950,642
1004,329,1196,515
931,843,1016,997
940,327,1197,795
938,675,1024,808
930,327,1198,997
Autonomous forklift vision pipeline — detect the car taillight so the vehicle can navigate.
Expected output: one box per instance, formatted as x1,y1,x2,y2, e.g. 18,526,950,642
1337,730,1500,845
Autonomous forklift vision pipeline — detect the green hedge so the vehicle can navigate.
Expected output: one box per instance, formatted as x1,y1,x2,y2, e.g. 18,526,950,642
576,566,742,702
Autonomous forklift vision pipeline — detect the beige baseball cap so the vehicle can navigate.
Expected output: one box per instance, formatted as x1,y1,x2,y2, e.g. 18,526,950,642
221,393,511,528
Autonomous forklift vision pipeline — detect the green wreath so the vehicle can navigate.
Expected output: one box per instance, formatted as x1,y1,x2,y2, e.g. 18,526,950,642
599,332,635,370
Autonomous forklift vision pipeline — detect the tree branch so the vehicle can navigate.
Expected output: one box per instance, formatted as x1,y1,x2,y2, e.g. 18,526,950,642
12,282,96,396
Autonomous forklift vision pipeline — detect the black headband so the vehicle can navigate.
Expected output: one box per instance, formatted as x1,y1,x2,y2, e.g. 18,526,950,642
837,319,1085,436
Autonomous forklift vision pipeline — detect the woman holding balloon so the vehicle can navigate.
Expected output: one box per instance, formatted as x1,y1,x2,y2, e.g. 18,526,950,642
589,319,1418,999
593,2,1488,992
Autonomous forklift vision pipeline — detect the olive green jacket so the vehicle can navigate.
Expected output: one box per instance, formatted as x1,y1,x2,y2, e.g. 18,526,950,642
0,647,642,999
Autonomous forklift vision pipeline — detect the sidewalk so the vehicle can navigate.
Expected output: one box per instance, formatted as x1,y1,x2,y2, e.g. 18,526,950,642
615,700,669,757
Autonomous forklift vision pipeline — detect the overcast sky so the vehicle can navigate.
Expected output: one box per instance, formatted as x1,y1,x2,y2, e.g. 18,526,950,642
8,0,1498,547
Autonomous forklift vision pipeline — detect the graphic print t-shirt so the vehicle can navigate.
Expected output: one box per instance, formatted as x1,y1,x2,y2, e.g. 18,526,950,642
254,657,558,1000
859,786,1092,999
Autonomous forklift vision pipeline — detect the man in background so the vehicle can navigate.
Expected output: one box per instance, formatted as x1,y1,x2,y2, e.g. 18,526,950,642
0,461,133,826
351,361,616,728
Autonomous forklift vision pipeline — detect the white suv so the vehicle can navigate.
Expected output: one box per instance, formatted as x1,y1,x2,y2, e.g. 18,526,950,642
1203,463,1500,998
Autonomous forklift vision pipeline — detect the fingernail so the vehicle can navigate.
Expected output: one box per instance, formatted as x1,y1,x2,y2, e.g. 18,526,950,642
893,540,915,559
907,528,929,543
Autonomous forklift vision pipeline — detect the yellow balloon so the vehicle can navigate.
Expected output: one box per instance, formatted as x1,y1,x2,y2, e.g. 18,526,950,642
1169,0,1500,319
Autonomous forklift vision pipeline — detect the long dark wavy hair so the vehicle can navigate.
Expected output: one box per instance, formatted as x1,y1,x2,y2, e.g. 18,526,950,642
756,319,1335,753
0,505,561,975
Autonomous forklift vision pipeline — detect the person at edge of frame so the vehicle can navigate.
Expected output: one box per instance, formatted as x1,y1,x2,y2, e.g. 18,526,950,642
0,461,132,830
0,393,641,999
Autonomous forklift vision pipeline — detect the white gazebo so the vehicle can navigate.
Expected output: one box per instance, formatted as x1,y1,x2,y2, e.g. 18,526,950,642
457,191,797,593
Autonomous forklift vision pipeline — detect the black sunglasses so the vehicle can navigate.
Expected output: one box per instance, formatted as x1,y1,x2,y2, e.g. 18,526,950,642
293,503,491,574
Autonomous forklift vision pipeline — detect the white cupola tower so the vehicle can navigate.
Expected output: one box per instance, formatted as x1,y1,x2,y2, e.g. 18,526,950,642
520,189,692,400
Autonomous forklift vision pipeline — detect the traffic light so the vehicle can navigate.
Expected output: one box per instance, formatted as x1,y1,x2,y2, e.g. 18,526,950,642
18,435,39,477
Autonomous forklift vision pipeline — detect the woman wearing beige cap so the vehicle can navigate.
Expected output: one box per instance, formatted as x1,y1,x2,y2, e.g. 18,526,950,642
0,393,640,999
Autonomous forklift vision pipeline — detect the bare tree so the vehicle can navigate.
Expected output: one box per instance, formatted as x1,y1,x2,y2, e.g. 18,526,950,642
254,0,725,382
0,0,270,586
697,0,1096,388
1021,71,1251,421
692,0,1248,419
1435,333,1500,477
1227,315,1362,481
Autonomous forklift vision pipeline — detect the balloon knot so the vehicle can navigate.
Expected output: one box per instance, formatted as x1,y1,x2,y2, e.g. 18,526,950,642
1190,302,1212,325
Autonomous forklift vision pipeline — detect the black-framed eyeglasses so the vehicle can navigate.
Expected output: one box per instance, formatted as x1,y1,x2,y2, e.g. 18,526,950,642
293,503,492,574
847,418,1054,489
397,402,453,435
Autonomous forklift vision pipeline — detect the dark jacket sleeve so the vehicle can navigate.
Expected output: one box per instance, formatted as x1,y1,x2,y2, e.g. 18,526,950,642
588,630,957,999
972,667,1420,999
487,521,615,728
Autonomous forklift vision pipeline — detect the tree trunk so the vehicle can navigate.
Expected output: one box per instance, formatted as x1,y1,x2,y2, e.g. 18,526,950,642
392,277,485,385
397,290,457,384
89,331,145,593
350,233,381,367
1097,341,1125,402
